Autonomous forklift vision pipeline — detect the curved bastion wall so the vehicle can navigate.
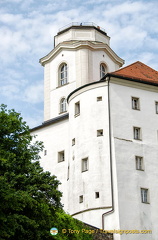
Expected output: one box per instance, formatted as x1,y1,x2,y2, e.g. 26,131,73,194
67,81,113,227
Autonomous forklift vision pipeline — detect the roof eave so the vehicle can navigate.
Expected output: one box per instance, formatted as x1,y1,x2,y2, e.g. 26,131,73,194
105,73,158,87
31,113,69,131
39,41,124,67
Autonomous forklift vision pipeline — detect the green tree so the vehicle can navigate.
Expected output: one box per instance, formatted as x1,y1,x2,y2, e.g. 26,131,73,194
0,104,62,239
53,211,93,240
0,105,93,240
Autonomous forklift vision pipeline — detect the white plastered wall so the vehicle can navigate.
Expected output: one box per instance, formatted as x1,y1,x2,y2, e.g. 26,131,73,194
109,80,158,240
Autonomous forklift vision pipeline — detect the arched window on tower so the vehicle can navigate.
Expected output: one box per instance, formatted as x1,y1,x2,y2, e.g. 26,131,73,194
60,98,67,113
100,63,107,79
59,63,68,86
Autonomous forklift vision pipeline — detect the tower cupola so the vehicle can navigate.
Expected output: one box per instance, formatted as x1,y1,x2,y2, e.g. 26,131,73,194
54,22,110,47
39,23,124,121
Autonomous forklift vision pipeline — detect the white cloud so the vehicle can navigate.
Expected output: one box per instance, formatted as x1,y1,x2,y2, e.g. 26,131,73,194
0,0,156,67
0,0,23,3
138,52,158,70
23,82,43,104
105,1,147,17
0,0,158,127
111,25,147,50
1,85,20,98
23,110,43,128
0,13,23,24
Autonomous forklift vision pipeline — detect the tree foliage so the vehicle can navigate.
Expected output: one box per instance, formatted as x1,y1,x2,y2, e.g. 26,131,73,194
0,105,93,240
0,104,63,239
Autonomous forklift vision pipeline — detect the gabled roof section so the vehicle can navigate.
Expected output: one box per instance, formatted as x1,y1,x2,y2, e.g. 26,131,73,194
110,61,158,85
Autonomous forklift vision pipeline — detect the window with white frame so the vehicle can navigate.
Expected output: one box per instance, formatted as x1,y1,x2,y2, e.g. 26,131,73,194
133,127,141,140
155,101,158,114
58,151,65,162
132,97,140,110
59,63,67,86
141,188,149,203
100,63,107,79
135,156,144,170
60,98,67,113
75,101,80,116
82,158,88,172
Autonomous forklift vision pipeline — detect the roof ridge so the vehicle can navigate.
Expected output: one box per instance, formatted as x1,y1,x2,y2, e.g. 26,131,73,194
138,61,158,73
108,61,158,86
112,61,158,74
111,61,140,74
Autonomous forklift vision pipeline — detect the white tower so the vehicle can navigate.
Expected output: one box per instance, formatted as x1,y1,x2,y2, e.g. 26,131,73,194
39,23,124,121
37,22,124,233
32,23,158,240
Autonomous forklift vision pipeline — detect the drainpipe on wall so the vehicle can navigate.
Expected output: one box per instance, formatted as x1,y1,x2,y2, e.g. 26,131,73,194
102,76,114,229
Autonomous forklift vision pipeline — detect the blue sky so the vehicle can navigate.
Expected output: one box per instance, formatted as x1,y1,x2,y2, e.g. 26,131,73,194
0,0,158,128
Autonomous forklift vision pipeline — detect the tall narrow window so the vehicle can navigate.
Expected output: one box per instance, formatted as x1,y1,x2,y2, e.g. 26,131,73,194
100,64,106,79
133,127,141,140
59,63,67,86
75,101,80,116
132,97,140,110
79,195,83,203
58,151,65,163
135,156,144,170
72,138,75,146
82,158,88,172
141,188,149,203
44,150,47,156
95,192,99,198
60,98,67,113
67,166,70,181
155,102,158,114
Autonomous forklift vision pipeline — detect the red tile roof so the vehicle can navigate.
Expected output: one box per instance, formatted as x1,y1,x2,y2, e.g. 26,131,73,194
110,61,158,85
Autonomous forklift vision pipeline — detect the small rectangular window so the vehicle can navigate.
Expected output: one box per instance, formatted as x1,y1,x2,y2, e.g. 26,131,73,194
79,195,83,203
155,102,158,114
82,158,88,172
58,151,65,162
132,97,140,110
133,127,141,140
95,192,99,198
141,188,149,203
135,156,144,170
72,138,75,146
97,129,103,137
97,96,102,101
44,150,47,156
75,101,80,116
